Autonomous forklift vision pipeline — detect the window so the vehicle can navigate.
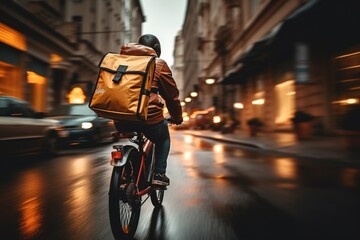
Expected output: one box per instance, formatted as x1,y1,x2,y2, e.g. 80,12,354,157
0,98,9,116
72,16,83,38
8,101,35,118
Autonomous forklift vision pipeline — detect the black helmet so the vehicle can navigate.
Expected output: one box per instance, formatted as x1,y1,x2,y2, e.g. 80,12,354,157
138,34,161,57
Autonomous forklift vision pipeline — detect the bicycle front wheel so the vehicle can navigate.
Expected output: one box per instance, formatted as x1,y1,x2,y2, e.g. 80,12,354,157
109,159,141,240
150,187,165,207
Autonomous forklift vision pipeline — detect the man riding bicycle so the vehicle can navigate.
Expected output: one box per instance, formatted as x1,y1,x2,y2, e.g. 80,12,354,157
114,34,183,186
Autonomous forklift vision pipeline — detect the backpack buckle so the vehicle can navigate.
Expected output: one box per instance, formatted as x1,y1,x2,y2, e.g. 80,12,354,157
112,65,128,83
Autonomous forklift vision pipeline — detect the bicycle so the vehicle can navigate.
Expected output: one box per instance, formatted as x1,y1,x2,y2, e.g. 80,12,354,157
108,121,171,240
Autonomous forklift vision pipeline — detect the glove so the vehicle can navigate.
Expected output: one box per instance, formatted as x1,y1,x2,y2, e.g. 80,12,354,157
166,118,183,125
173,118,183,125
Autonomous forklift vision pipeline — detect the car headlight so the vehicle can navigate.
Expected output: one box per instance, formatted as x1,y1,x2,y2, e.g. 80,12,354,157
81,122,93,129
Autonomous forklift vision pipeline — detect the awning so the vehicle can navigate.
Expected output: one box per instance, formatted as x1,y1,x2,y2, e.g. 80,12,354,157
272,0,360,53
220,25,280,85
218,63,245,85
236,23,282,65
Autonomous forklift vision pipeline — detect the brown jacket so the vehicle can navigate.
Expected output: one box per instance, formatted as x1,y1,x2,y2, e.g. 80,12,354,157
119,43,183,125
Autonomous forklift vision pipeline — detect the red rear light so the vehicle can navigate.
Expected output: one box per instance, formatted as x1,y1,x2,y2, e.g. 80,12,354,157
111,151,122,160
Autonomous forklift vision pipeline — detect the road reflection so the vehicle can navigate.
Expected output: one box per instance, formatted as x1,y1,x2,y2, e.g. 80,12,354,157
273,158,297,179
340,168,360,188
1,132,359,240
19,171,43,239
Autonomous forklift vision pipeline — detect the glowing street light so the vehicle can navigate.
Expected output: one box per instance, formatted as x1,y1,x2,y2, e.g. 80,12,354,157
185,97,192,102
233,102,244,109
180,101,185,106
190,91,198,97
205,78,215,85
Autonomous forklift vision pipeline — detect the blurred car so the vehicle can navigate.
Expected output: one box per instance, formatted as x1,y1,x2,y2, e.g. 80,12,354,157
47,103,116,146
0,95,61,156
189,110,213,130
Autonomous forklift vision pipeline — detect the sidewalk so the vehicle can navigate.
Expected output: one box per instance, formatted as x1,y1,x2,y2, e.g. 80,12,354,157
183,129,360,167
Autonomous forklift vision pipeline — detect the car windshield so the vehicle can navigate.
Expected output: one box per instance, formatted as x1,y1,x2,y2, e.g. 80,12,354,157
48,104,96,116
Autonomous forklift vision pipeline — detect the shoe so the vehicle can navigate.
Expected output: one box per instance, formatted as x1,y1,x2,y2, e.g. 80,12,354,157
152,173,170,186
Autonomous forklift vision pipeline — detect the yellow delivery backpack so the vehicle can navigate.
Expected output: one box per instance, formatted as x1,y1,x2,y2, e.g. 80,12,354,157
89,52,156,122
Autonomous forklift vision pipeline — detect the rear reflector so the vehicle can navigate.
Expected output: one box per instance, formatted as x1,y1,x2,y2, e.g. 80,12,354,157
111,151,122,159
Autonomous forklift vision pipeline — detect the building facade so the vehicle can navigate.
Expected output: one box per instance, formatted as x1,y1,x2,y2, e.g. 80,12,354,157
173,30,185,101
181,0,360,135
0,0,144,112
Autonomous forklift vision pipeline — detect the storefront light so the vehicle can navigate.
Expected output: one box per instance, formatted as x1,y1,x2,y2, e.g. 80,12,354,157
0,23,27,51
183,116,190,122
27,71,45,84
50,54,63,63
252,99,265,105
287,91,296,96
185,97,192,102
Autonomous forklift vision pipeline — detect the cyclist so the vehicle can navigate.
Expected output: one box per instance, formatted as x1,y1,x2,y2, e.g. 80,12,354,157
114,34,183,186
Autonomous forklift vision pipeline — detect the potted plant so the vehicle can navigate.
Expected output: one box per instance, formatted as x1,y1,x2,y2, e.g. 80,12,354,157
339,106,360,151
291,111,314,140
247,118,263,136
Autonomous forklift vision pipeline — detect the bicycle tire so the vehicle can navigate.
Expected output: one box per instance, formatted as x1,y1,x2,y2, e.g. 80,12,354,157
109,147,141,240
149,145,165,207
150,187,164,207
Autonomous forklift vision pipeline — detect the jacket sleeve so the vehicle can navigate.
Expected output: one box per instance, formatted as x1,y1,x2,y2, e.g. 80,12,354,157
157,59,183,123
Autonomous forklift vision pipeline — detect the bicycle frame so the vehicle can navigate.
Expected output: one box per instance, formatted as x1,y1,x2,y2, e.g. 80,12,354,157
110,132,156,198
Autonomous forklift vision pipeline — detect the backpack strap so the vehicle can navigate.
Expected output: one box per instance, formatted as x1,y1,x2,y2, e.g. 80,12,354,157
140,88,158,96
112,65,128,83
151,88,158,94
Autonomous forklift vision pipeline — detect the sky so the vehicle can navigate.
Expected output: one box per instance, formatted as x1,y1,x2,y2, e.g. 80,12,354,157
140,0,187,67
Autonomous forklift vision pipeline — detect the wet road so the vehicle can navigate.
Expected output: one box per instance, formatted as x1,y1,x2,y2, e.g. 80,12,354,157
1,130,360,240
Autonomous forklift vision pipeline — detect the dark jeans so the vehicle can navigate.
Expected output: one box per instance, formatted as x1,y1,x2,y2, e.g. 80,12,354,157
114,120,170,174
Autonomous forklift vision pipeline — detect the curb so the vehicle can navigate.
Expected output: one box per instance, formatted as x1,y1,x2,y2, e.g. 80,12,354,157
184,131,360,168
185,132,263,149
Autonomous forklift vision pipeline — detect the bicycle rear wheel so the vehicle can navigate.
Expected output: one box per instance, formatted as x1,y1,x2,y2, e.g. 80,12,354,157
109,149,141,240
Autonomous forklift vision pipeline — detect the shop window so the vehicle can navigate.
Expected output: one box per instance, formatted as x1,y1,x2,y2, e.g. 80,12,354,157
252,91,265,119
27,71,46,112
251,76,265,119
332,49,360,125
275,80,295,125
0,61,23,99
